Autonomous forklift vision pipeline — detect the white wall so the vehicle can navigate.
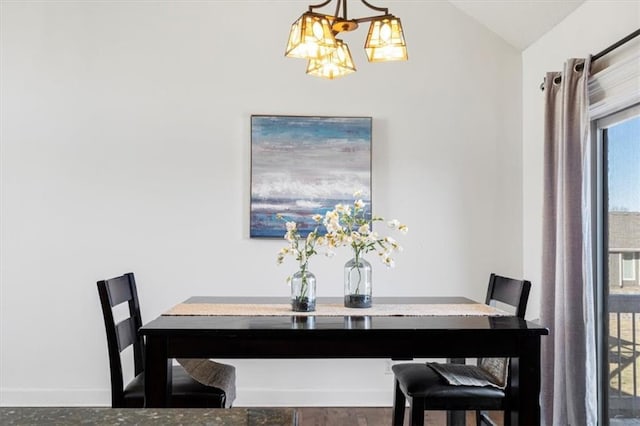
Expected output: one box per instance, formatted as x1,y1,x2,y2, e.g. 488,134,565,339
0,1,522,406
522,0,640,320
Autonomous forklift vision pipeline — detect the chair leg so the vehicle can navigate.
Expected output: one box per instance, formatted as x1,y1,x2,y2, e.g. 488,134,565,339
503,410,512,426
392,379,406,426
477,411,499,426
408,397,425,426
447,410,466,425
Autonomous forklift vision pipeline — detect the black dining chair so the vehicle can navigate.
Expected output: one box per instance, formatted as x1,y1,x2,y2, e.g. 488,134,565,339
391,273,531,426
97,272,233,408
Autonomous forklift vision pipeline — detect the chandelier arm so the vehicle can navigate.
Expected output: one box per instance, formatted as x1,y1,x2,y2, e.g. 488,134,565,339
353,13,393,24
359,0,388,15
308,0,334,12
308,0,389,20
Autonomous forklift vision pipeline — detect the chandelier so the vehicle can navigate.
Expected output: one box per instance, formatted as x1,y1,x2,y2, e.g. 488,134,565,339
285,0,408,80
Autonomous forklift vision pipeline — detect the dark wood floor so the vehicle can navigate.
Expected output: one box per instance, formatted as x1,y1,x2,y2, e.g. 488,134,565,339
294,408,502,426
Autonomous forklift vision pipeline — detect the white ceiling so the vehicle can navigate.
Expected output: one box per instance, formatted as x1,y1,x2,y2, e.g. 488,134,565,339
448,0,586,50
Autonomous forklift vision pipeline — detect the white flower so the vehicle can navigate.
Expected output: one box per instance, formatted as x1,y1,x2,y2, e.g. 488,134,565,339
325,221,342,233
312,214,323,223
335,203,351,215
380,252,396,268
384,236,403,252
325,210,338,220
320,191,408,269
385,236,399,248
353,190,363,198
277,216,325,272
285,231,295,243
323,211,341,233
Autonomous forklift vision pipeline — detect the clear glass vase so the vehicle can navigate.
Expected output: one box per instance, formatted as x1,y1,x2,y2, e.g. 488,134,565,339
290,268,316,312
344,256,372,308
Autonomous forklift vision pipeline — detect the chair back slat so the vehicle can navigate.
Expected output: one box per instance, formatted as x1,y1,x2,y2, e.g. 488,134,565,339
97,273,145,408
485,273,531,318
105,275,135,307
115,317,138,352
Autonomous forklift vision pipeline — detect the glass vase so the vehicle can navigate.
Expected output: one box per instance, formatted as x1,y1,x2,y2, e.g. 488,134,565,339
344,256,372,308
290,269,316,312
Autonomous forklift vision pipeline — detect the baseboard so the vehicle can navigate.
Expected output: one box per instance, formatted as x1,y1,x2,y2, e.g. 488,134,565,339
1,387,393,407
234,388,393,407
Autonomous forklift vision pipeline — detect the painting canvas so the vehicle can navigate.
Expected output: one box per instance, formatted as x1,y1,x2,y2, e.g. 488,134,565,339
250,115,372,238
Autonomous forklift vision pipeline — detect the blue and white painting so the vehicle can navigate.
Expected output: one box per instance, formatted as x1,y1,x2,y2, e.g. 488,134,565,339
250,115,372,238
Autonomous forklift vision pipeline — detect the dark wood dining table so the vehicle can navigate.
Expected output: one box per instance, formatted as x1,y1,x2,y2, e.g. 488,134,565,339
140,296,548,425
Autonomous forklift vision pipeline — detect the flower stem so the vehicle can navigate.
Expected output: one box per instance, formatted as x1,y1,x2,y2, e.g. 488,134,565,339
349,247,362,295
299,261,309,298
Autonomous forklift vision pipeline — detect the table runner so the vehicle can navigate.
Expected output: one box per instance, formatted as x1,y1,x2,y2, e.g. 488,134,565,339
164,303,509,317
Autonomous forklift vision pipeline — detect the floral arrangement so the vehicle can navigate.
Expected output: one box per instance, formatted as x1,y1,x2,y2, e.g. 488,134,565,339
323,191,408,267
322,191,408,307
275,191,408,310
276,214,325,275
276,214,326,310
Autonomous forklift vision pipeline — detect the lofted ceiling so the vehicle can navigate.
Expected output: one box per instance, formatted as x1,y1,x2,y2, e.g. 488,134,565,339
447,0,586,50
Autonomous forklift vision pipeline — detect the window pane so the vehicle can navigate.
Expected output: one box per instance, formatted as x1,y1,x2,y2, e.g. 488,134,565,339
608,116,640,213
606,113,640,422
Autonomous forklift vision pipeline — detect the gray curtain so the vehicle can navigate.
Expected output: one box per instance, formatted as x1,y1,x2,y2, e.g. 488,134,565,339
540,57,598,425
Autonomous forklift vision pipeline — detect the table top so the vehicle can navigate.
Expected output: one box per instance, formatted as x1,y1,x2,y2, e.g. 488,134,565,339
140,297,548,336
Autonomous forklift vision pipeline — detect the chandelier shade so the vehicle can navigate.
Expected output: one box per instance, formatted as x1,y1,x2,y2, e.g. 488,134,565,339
285,12,338,60
285,0,408,78
306,39,356,80
364,16,408,62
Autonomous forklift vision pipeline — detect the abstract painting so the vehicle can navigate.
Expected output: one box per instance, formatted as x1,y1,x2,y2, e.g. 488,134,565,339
250,115,372,238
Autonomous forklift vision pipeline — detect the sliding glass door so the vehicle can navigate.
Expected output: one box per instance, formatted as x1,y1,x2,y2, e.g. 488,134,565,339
597,104,640,424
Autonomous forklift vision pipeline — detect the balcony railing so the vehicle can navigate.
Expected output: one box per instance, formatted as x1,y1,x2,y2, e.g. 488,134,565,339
609,293,640,419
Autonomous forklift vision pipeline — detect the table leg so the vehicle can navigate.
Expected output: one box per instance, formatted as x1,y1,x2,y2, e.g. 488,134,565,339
447,411,465,426
447,358,466,426
513,336,542,425
144,335,171,407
